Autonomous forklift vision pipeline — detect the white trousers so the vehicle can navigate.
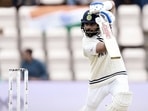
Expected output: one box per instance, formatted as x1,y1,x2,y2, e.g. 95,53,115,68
81,75,130,111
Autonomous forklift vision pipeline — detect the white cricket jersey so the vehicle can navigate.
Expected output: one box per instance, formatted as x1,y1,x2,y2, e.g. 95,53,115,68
82,34,127,88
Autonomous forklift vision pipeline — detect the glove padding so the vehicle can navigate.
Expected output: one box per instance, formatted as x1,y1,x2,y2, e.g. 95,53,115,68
89,1,115,24
89,1,113,14
100,10,115,24
89,1,104,14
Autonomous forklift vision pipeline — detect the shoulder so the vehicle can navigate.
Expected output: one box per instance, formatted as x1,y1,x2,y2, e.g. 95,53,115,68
82,35,101,56
82,35,102,48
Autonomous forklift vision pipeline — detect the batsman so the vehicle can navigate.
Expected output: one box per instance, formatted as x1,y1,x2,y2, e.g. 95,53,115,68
81,0,132,111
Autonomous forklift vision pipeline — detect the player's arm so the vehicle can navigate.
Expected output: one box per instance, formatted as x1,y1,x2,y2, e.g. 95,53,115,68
83,39,106,56
96,42,107,53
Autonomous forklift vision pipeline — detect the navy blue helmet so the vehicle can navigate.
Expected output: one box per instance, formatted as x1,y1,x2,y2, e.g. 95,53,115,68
81,10,100,37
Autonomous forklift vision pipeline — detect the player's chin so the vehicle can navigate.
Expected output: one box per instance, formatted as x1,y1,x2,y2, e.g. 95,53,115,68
85,32,96,37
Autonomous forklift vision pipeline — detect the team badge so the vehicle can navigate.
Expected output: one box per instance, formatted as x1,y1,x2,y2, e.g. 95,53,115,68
86,14,92,21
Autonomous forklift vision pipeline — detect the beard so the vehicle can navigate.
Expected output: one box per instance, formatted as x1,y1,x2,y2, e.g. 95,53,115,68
84,28,100,37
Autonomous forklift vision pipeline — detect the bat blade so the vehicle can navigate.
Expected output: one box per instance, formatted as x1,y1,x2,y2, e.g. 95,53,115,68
96,17,121,59
104,35,121,59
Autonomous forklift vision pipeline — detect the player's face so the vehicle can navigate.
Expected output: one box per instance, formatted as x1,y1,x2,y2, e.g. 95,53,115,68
83,23,100,37
84,23,98,30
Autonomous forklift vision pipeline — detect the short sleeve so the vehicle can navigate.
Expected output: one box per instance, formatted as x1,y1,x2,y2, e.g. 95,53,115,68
82,37,100,56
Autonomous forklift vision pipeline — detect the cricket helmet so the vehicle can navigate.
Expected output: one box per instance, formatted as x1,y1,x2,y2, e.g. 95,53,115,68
81,10,99,24
81,10,100,37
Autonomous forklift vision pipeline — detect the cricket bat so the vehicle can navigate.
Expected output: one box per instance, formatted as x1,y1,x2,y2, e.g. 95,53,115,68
95,16,121,59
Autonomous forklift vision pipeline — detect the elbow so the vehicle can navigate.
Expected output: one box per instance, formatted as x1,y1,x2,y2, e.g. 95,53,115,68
96,42,107,53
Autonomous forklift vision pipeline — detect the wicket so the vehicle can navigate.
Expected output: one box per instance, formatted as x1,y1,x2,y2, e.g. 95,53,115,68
8,68,28,111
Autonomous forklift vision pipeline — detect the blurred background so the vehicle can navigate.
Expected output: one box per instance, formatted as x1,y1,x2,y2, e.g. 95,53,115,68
0,0,148,111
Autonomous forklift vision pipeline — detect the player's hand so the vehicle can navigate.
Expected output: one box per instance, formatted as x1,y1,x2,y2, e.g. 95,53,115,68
89,1,114,14
89,1,104,14
100,10,115,24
